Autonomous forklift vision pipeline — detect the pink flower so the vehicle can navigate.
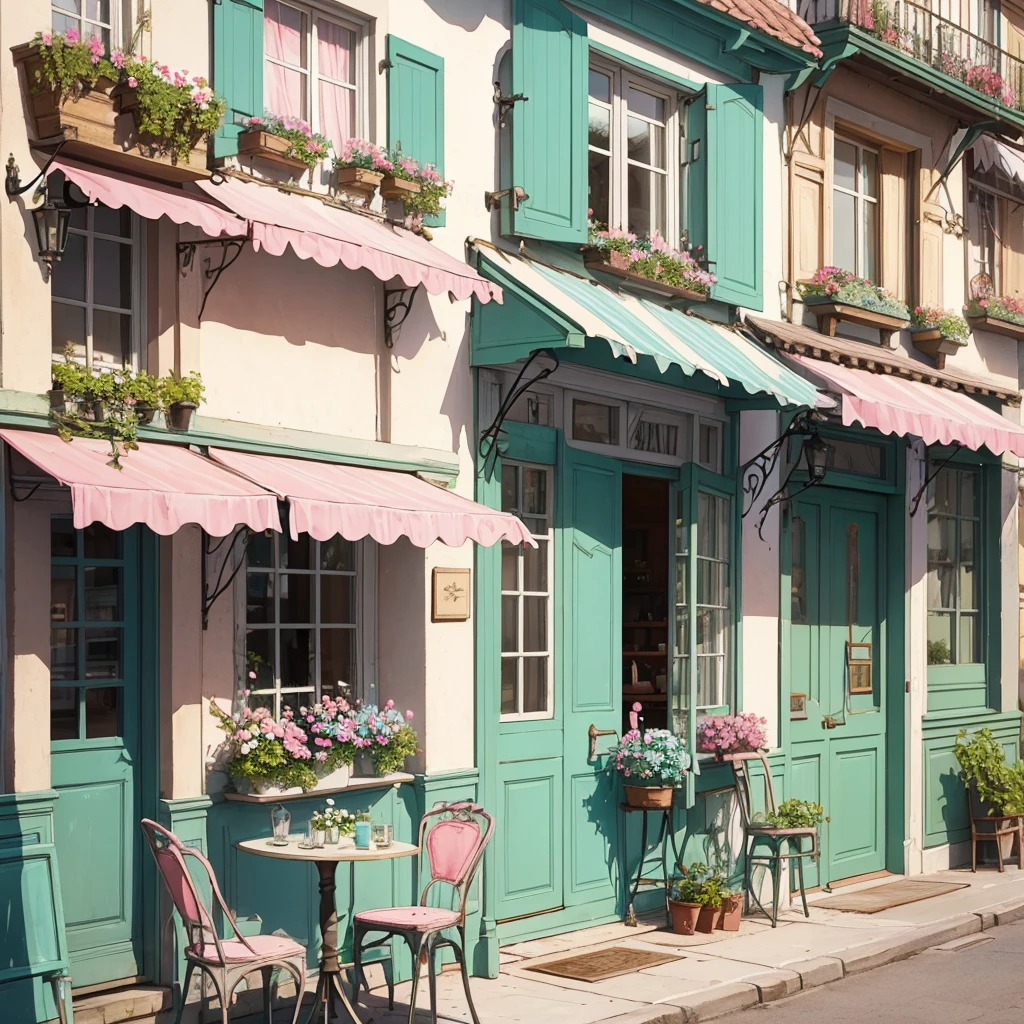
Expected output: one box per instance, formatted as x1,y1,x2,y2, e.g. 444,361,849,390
127,76,138,89
66,29,80,44
111,49,125,69
40,30,53,47
315,751,328,762
89,35,103,57
632,703,642,712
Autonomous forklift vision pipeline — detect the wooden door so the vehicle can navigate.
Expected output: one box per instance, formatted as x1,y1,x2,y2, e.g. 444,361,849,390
50,519,143,987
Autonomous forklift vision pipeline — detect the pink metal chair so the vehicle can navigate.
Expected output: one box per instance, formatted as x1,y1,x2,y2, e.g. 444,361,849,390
140,819,307,1024
352,802,494,1024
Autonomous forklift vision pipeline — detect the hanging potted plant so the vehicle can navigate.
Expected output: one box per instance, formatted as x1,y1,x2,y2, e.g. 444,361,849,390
908,306,970,363
696,712,768,761
159,370,204,431
238,114,332,180
608,702,690,808
954,727,1024,862
334,138,392,204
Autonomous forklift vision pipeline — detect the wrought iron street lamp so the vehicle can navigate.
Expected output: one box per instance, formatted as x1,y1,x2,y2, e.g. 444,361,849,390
802,431,835,482
30,194,72,274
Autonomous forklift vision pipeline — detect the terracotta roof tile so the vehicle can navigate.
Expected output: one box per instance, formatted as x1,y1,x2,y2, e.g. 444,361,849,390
696,0,823,57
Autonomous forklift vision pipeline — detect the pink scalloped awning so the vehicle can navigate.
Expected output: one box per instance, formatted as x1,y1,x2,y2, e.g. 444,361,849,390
785,355,1024,456
49,158,245,238
196,176,501,304
208,447,535,548
0,430,281,536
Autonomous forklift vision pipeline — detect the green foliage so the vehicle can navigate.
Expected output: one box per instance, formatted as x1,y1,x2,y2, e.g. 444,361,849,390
587,228,716,296
910,305,970,344
798,267,910,319
966,295,1024,327
32,30,118,99
669,863,731,907
159,370,205,407
761,798,826,829
243,113,331,172
927,638,951,665
954,728,1024,816
371,724,419,776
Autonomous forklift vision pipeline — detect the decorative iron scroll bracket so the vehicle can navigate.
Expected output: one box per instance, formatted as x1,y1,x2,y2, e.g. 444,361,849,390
478,348,559,480
201,526,254,630
908,443,963,518
383,284,418,348
493,81,528,127
176,236,249,322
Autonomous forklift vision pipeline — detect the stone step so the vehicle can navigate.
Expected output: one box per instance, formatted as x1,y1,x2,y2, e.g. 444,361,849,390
72,986,171,1024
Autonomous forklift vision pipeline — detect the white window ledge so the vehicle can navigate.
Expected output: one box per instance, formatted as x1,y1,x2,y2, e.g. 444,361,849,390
221,772,415,803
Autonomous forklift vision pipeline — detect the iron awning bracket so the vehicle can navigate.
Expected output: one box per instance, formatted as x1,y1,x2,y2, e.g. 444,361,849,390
176,235,249,322
383,284,418,348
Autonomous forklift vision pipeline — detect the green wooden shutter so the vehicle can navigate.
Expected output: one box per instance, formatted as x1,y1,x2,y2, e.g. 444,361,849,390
386,36,445,227
706,83,763,309
212,0,264,159
509,0,588,243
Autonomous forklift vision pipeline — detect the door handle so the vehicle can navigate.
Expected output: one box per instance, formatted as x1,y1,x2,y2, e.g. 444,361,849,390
822,715,844,729
589,724,617,760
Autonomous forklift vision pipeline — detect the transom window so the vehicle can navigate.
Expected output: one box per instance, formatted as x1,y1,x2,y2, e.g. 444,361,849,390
264,0,361,149
51,187,141,370
500,464,553,720
588,63,683,245
244,522,373,717
926,464,981,665
52,1,114,50
832,136,879,281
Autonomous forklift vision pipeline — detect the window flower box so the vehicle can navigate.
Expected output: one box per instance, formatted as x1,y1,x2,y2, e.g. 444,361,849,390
965,314,1024,341
798,270,910,348
335,166,384,203
582,231,715,301
907,306,970,365
804,298,909,348
379,174,421,200
582,250,708,301
237,128,308,176
965,296,1024,341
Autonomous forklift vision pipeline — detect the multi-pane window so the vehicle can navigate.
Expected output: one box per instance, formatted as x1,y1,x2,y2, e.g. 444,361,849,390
926,464,981,665
52,1,113,50
244,521,371,717
264,0,360,148
695,492,731,708
500,464,553,719
51,191,140,369
832,137,879,281
588,64,682,244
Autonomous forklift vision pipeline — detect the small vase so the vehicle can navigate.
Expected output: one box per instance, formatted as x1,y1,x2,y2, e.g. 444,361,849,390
623,784,674,809
696,905,718,933
327,826,341,845
166,401,197,431
717,895,742,931
668,900,701,936
312,828,326,848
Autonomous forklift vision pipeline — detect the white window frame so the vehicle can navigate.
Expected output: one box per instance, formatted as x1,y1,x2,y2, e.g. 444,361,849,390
500,462,554,722
967,179,1001,295
589,58,684,248
832,134,880,281
236,530,378,718
51,1,117,48
51,204,145,372
263,0,367,143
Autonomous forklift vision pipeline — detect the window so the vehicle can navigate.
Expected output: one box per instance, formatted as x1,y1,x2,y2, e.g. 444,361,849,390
926,464,981,665
244,521,374,717
588,63,684,245
51,190,141,370
572,397,620,446
500,464,553,719
264,0,361,148
52,1,114,50
695,492,731,708
832,137,879,280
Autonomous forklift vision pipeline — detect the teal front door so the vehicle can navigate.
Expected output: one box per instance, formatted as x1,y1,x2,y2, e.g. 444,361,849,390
50,519,145,988
788,489,889,886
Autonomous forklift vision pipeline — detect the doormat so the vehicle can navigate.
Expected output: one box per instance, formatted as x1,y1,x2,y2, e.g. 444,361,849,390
525,946,682,983
813,879,969,914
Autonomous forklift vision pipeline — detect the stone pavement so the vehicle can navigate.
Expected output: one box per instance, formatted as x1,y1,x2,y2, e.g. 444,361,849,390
347,866,1024,1023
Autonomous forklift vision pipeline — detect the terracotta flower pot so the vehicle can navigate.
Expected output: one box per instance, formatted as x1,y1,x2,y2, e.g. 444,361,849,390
623,784,674,809
238,128,309,176
166,401,197,431
717,895,742,931
668,899,701,936
696,905,719,933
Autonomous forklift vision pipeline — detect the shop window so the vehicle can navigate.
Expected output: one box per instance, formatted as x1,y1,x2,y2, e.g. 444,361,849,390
51,186,142,370
52,0,115,50
264,0,363,146
926,464,981,666
572,397,621,446
832,136,879,281
500,463,553,720
243,517,375,717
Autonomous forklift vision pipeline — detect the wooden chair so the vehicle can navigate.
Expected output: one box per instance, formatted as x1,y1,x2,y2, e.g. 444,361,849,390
967,784,1024,872
728,752,819,928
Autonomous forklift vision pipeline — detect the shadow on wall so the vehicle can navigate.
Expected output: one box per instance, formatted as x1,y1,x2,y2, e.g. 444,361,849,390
438,317,474,459
423,0,496,31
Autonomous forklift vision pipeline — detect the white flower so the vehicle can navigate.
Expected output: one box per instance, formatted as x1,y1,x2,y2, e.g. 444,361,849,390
326,798,335,807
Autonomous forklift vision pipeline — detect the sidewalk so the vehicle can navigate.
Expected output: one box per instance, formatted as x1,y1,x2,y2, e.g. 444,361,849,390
357,866,1024,1023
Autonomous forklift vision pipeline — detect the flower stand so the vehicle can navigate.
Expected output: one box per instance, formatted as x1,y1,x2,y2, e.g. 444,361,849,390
620,800,680,927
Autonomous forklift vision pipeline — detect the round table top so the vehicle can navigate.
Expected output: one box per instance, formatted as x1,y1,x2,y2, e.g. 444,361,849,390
237,835,418,863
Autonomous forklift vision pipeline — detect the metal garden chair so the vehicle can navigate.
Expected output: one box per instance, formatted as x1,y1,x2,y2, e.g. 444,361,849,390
140,819,307,1024
352,801,494,1024
728,752,819,927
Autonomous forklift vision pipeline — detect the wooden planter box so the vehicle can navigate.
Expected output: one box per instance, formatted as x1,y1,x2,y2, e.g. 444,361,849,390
238,129,309,176
966,314,1024,342
907,325,966,367
803,297,909,349
12,43,209,184
379,174,421,200
335,166,383,203
582,248,709,302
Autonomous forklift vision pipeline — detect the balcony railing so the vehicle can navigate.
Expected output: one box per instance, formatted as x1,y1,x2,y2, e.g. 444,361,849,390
796,0,1024,114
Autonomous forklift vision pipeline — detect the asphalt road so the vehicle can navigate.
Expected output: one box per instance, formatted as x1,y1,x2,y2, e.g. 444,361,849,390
724,920,1024,1023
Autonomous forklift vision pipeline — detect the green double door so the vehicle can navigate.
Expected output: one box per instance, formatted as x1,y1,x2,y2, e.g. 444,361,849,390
50,520,147,988
788,488,890,886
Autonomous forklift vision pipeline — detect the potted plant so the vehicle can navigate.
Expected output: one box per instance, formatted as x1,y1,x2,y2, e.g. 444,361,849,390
908,306,970,363
334,137,392,203
757,798,827,830
965,295,1024,341
582,228,716,300
239,113,331,180
401,162,453,238
718,890,742,931
668,864,725,934
129,369,162,426
286,694,358,789
380,147,423,202
310,799,354,845
696,712,768,761
159,370,205,431
954,727,1024,861
609,702,690,808
798,267,910,346
348,700,417,776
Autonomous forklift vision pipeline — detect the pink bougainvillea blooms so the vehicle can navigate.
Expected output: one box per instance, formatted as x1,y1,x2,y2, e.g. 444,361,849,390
697,712,768,759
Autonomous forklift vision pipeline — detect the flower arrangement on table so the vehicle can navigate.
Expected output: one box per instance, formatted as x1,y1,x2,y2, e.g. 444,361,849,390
310,798,355,843
584,228,716,297
241,113,332,171
696,712,767,760
608,703,690,807
965,294,1024,327
797,267,909,320
908,306,970,344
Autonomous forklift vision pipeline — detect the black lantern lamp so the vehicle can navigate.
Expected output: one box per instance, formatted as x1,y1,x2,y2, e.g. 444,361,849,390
31,193,72,275
802,431,835,482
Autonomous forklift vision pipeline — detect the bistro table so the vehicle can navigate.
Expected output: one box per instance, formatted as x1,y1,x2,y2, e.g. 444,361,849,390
238,835,418,1024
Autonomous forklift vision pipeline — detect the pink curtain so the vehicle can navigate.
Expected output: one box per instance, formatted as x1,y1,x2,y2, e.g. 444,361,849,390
264,0,306,120
317,18,354,146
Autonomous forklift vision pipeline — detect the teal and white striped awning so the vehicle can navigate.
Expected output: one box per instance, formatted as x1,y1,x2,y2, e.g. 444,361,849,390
474,246,829,410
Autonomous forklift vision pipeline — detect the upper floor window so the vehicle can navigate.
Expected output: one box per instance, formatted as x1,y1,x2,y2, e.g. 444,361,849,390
588,62,684,246
52,1,114,50
264,0,361,148
832,136,879,281
51,190,142,370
